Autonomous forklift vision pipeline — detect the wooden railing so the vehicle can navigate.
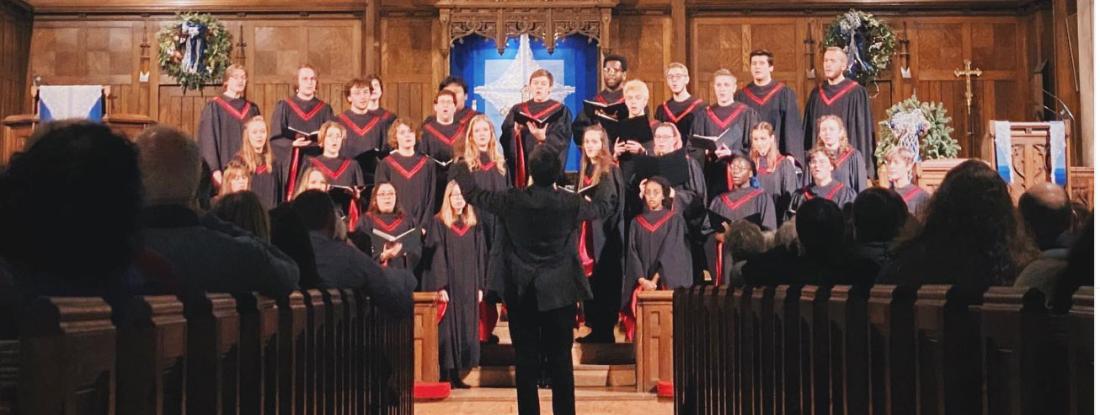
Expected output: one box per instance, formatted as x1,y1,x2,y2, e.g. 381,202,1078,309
0,288,413,415
673,284,1094,415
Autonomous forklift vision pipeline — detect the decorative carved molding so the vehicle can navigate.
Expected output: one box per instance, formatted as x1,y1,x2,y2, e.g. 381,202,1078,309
436,0,617,54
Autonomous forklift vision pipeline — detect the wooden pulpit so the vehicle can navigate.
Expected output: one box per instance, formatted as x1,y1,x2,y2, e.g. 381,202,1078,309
986,120,1076,202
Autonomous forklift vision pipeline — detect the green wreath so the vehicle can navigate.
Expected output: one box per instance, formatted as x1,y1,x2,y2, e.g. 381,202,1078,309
874,95,961,167
157,13,233,92
823,10,896,86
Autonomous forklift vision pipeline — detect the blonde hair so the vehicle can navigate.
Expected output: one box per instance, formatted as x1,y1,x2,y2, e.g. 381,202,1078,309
223,64,247,89
294,166,328,198
578,124,614,188
806,147,837,169
665,62,689,74
824,46,847,61
219,160,252,197
814,114,852,154
750,121,781,170
887,146,918,180
713,68,737,83
237,115,273,172
438,180,477,227
294,64,318,92
463,114,507,175
386,118,419,150
318,121,347,149
622,79,649,100
652,121,683,154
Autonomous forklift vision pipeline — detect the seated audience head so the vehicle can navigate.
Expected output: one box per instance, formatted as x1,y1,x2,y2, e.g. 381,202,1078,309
805,148,836,186
1,121,143,280
368,182,403,216
291,189,339,237
652,122,682,156
724,220,768,261
528,146,561,187
794,198,846,259
642,176,674,211
135,124,201,207
211,190,271,242
815,115,850,154
219,160,251,197
1018,182,1072,250
1052,216,1093,312
896,159,1036,286
774,218,799,251
853,187,909,244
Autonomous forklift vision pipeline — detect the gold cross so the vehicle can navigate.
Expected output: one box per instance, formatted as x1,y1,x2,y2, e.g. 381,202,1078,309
954,59,983,116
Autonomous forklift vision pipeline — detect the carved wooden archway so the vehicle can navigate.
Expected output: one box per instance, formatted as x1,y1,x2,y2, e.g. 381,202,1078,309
435,0,618,55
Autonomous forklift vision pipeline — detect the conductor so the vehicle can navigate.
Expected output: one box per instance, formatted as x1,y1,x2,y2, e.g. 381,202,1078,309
452,146,615,415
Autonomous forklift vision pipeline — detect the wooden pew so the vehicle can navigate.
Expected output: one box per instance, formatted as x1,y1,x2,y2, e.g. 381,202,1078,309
321,289,345,415
672,288,686,414
772,284,802,415
867,285,916,415
737,287,753,415
749,285,775,415
183,293,240,415
18,297,117,414
799,285,831,415
827,285,870,415
116,295,187,415
277,291,307,415
301,289,328,415
0,339,16,414
914,285,983,415
234,293,278,415
340,289,359,415
1068,287,1093,415
705,286,724,415
720,286,737,415
979,286,1046,415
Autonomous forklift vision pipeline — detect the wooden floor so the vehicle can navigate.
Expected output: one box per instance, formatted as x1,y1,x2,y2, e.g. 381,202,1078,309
415,386,673,414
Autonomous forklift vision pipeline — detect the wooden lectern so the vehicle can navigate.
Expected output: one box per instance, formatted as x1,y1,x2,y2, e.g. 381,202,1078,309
984,120,1092,207
0,85,156,166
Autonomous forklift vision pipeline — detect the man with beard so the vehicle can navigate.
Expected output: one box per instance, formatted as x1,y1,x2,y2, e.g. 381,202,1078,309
572,55,630,144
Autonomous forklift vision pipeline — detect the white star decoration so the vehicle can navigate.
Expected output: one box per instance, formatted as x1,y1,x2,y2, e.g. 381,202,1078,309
473,35,576,116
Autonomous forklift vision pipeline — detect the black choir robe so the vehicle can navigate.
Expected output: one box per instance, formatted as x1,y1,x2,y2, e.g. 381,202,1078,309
572,89,624,143
623,208,693,311
198,96,261,173
894,183,930,215
803,79,875,173
655,96,706,147
423,107,481,131
352,211,422,271
578,164,626,333
807,147,868,193
702,187,777,285
374,153,439,227
270,96,335,192
247,161,284,211
789,181,857,218
736,81,805,161
338,108,396,183
754,156,801,225
304,156,365,187
423,218,486,371
500,99,573,187
689,102,761,201
419,118,465,163
462,153,511,252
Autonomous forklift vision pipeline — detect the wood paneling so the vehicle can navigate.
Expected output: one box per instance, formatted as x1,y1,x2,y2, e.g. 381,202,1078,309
23,0,365,13
381,15,442,123
0,3,31,126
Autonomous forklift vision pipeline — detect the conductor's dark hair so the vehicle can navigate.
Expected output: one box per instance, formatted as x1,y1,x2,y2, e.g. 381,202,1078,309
853,188,909,244
604,54,629,72
291,190,337,234
438,76,469,94
795,198,846,259
0,120,143,284
528,146,561,186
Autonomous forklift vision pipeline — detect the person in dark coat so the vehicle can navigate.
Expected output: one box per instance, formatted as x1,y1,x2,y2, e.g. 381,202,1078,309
452,146,615,415
849,188,910,282
749,121,800,226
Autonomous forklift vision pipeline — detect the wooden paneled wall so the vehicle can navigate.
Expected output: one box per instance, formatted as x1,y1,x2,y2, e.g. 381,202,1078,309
0,3,31,125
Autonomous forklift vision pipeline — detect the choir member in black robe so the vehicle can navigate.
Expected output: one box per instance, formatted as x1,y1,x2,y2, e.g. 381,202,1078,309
749,121,801,226
232,116,284,210
374,118,438,227
571,54,627,144
454,114,510,343
216,161,252,202
270,65,336,198
803,47,875,173
789,148,857,218
621,177,692,341
574,125,626,343
419,90,464,164
646,123,708,284
430,76,483,131
423,181,486,388
736,49,805,161
810,114,869,193
655,62,705,146
338,76,396,183
198,63,261,187
690,68,761,201
304,121,366,188
608,79,653,158
351,182,423,271
500,69,574,187
885,146,930,215
702,155,777,285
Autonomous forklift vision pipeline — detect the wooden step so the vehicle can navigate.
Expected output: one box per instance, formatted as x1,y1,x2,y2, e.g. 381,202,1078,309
415,387,673,414
463,364,636,387
480,342,635,366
